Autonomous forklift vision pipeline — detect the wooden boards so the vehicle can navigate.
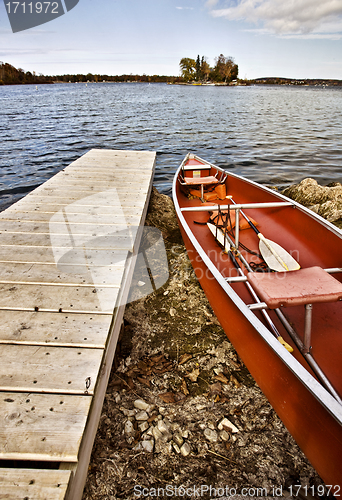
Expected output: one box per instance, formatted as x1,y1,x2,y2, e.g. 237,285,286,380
0,149,156,499
0,468,71,500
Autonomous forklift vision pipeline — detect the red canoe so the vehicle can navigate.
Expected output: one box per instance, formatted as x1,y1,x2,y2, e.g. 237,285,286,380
173,153,342,488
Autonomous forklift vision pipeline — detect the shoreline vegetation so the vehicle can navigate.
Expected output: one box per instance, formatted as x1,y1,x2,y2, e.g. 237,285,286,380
1,61,342,87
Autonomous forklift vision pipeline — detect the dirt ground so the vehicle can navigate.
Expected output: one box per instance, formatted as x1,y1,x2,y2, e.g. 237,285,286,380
82,188,325,500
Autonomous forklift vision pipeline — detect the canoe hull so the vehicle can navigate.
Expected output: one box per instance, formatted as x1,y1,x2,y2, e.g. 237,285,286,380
173,154,342,487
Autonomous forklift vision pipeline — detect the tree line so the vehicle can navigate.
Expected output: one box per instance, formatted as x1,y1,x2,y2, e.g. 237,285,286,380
0,62,54,85
0,62,184,85
179,54,238,83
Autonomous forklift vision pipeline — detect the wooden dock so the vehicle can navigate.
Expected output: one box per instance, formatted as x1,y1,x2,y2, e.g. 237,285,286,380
0,149,156,499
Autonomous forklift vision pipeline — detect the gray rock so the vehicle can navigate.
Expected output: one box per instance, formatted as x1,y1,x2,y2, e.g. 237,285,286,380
135,411,149,421
220,430,230,442
134,399,150,411
138,421,149,433
172,442,181,454
120,407,136,417
124,420,135,435
173,432,184,447
141,438,154,453
157,419,171,435
204,428,218,443
218,417,239,433
152,425,163,441
180,442,191,457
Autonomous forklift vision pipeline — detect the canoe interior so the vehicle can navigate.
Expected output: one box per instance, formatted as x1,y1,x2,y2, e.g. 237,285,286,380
178,160,342,397
174,156,342,485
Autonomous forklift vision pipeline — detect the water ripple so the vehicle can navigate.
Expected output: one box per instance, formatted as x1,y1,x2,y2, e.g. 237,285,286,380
0,83,342,207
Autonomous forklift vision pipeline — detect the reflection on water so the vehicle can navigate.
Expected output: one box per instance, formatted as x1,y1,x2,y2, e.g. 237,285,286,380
1,82,342,210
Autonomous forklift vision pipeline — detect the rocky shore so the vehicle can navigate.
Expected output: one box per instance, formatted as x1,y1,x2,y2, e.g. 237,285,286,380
82,182,337,500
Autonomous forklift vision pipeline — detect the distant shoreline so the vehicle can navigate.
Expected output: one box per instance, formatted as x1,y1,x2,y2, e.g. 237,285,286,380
1,62,342,87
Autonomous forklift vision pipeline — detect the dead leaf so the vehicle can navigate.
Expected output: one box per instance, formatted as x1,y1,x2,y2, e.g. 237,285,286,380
137,376,151,387
214,373,229,384
174,392,186,402
158,392,176,403
178,353,193,365
181,378,189,395
230,374,241,388
126,377,135,390
137,361,148,371
186,368,200,382
151,354,165,363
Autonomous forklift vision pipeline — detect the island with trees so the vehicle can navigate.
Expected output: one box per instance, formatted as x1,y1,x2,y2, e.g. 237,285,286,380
179,54,239,84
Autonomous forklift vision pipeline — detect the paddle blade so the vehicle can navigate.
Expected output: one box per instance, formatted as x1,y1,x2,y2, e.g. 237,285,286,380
207,223,230,253
259,238,300,272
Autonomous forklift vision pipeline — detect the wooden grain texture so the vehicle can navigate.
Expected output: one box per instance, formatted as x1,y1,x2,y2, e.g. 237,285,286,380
0,345,103,394
0,149,156,499
0,282,119,314
0,392,91,461
0,310,111,347
0,468,71,500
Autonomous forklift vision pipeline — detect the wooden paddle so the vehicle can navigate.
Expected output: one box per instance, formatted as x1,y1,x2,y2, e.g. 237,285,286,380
207,223,293,352
230,198,300,272
208,222,342,403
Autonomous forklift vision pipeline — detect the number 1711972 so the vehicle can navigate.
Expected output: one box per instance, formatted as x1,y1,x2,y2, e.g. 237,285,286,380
288,485,340,497
5,2,59,14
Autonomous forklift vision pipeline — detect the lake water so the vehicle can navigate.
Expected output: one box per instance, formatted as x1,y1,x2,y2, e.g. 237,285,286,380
1,82,342,211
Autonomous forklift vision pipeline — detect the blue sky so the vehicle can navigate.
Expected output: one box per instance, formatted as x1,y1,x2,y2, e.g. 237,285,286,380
1,0,342,79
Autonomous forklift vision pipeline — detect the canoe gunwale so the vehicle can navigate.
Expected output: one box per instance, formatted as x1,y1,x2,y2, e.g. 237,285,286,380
173,155,342,427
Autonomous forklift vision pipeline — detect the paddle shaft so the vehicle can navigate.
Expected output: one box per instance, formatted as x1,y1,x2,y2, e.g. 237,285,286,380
230,198,291,271
223,229,342,403
226,246,292,348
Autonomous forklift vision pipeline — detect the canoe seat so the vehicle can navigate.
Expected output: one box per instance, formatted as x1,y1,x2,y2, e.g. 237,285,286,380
179,169,227,201
247,266,342,309
247,266,342,353
182,176,219,186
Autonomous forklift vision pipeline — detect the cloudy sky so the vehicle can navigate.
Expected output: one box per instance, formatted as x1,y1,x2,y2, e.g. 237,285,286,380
1,0,342,79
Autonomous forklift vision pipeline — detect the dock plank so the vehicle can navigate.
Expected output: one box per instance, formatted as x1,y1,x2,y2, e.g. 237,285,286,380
0,310,111,347
0,468,71,500
0,392,91,461
0,282,119,314
0,262,126,286
0,345,103,394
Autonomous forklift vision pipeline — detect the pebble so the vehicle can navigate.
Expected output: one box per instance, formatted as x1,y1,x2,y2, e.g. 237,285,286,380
180,442,191,457
157,419,170,434
220,430,230,442
134,399,150,411
172,442,181,454
120,407,136,417
135,411,149,421
138,421,149,433
124,420,135,435
173,432,184,447
141,439,154,453
152,426,163,441
204,428,218,443
218,417,239,433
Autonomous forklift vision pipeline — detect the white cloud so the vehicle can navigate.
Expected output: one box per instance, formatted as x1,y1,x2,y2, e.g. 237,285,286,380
208,0,342,37
205,0,220,7
176,6,195,9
